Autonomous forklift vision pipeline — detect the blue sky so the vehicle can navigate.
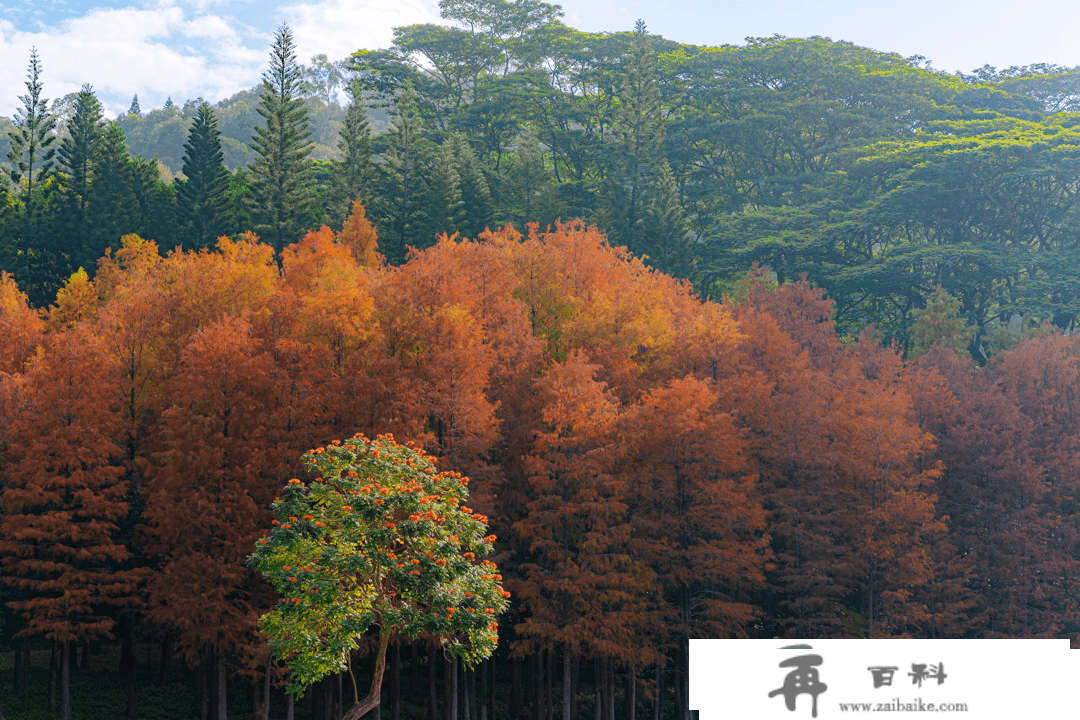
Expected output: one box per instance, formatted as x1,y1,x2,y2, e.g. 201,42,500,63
3,0,1080,117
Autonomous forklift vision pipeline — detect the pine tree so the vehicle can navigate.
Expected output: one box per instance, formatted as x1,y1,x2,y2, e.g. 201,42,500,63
177,102,230,249
57,85,105,268
249,23,315,253
127,94,141,117
377,82,429,264
604,20,663,254
7,47,60,303
422,142,466,243
329,80,375,227
8,48,58,210
641,162,693,280
86,122,135,267
444,133,494,239
504,123,554,229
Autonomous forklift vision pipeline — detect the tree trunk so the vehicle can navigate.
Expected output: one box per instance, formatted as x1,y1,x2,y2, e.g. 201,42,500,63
594,658,603,720
285,691,294,720
195,660,208,720
606,658,614,720
12,634,20,696
68,640,77,672
428,647,438,720
62,639,71,720
480,659,488,720
462,662,471,720
22,641,30,711
468,664,477,720
445,656,458,720
127,633,138,719
534,650,544,720
391,643,400,720
260,658,271,720
50,640,58,708
571,654,579,720
215,652,228,720
510,655,523,716
547,649,554,720
626,663,635,720
562,644,571,720
341,631,391,720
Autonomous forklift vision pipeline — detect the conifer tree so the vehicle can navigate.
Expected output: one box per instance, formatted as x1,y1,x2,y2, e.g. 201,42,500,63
604,20,663,255
378,83,429,264
423,142,466,242
7,47,60,303
249,23,315,252
329,80,375,227
0,330,137,720
87,122,135,267
7,48,58,212
127,94,141,117
177,102,230,249
57,85,105,267
444,133,494,239
641,162,693,280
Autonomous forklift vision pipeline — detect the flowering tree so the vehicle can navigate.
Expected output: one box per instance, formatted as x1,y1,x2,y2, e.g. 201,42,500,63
250,433,508,720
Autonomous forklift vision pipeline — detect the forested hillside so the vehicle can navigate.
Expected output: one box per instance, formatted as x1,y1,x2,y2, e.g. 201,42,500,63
4,1,1080,719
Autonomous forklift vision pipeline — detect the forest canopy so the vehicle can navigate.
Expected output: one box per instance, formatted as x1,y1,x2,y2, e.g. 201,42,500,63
4,2,1080,719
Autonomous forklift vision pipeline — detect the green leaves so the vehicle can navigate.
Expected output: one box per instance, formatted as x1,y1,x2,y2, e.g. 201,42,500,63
249,434,508,695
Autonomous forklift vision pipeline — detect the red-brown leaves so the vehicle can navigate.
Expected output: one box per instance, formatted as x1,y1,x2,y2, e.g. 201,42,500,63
0,330,136,642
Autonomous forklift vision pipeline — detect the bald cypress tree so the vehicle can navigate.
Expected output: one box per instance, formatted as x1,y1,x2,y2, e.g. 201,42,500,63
248,23,315,252
177,102,230,249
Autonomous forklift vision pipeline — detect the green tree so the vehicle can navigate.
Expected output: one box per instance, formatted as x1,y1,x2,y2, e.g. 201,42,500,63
641,162,694,280
377,83,430,263
906,285,974,361
127,94,142,117
57,85,105,271
249,23,315,252
443,132,494,238
7,47,60,303
329,81,375,228
177,102,230,249
422,141,466,242
86,122,135,267
604,20,663,255
250,434,509,719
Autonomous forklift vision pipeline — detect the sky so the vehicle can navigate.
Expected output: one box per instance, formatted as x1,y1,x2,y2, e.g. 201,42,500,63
2,0,1080,118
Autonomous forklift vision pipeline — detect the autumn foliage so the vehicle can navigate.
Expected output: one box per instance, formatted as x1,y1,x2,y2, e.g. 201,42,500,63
2,198,1079,719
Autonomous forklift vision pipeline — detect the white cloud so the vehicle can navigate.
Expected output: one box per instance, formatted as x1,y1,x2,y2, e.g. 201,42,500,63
282,0,440,64
0,6,267,117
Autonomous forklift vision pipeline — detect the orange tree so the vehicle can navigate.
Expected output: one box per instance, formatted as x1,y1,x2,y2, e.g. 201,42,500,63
249,433,509,720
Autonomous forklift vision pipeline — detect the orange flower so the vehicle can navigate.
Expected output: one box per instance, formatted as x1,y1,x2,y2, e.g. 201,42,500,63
483,535,497,543
283,566,291,570
260,539,269,544
314,522,325,528
463,552,475,560
289,516,298,521
342,506,353,512
410,570,421,576
282,524,291,529
288,479,302,485
303,515,315,521
288,577,297,582
436,559,446,566
272,520,281,525
411,559,421,564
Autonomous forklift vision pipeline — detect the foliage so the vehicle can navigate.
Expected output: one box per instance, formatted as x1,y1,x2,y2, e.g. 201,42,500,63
250,434,508,699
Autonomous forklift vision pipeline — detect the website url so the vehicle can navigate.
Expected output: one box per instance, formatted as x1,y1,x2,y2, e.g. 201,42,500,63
839,698,969,712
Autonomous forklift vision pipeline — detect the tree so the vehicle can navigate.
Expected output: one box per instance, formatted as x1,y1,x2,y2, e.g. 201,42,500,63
906,285,974,361
377,83,430,264
337,197,383,269
7,47,57,214
0,330,139,720
86,122,135,266
127,95,142,117
249,23,316,252
57,85,105,268
7,47,60,304
250,433,509,720
604,20,663,255
177,102,230,249
330,81,375,227
140,316,280,718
